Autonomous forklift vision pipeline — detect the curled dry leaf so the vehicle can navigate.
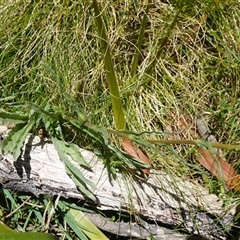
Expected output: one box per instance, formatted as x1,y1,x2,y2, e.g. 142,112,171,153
121,138,151,176
198,148,240,191
167,111,240,192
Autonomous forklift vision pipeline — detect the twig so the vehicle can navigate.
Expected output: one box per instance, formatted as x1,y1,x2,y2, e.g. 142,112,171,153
5,196,32,219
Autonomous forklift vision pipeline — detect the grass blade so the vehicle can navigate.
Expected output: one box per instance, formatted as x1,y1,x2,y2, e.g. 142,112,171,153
147,5,183,75
130,2,150,77
58,201,109,240
92,0,125,130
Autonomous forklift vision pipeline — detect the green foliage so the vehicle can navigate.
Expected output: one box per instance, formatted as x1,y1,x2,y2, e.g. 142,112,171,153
0,190,57,239
0,121,35,161
0,231,57,240
58,201,109,240
0,106,97,202
130,2,150,77
0,107,150,200
1,188,107,239
92,0,126,130
1,0,240,238
0,222,14,233
52,137,97,202
0,111,28,124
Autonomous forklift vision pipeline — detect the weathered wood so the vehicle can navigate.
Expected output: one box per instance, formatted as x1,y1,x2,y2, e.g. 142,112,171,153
0,125,236,239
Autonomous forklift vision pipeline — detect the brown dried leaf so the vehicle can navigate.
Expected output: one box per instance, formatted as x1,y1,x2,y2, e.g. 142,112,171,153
198,148,240,191
121,138,151,175
166,111,240,192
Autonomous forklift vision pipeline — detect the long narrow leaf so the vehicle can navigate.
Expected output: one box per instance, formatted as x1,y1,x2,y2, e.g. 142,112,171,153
63,143,91,169
92,0,125,130
130,2,150,77
5,102,60,120
68,208,109,240
147,6,183,75
57,201,89,240
58,201,109,240
0,111,28,124
65,166,98,203
2,188,18,210
52,137,97,202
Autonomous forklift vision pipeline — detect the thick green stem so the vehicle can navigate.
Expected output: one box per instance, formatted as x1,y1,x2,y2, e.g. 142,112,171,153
92,0,125,130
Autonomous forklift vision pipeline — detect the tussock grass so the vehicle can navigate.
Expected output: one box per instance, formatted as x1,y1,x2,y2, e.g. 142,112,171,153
1,0,240,238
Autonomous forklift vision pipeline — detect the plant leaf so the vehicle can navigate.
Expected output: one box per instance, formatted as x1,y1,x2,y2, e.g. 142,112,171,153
167,111,240,192
0,232,57,240
52,137,97,202
58,201,109,240
130,2,150,77
0,111,28,124
68,208,109,240
108,144,149,169
0,222,56,239
0,121,35,160
0,221,15,233
121,138,151,175
92,0,125,130
198,148,240,191
63,143,91,169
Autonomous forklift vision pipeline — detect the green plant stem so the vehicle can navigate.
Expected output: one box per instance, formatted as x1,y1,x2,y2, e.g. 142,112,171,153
92,0,125,130
147,139,240,150
106,128,240,150
130,2,150,77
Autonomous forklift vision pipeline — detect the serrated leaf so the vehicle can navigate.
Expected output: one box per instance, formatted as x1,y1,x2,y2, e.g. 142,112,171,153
62,153,96,190
53,140,94,186
63,143,91,169
0,121,35,160
52,138,97,202
66,168,97,202
0,123,26,154
0,111,28,124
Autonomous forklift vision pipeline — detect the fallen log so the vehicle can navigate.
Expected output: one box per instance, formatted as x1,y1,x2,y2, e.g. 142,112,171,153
0,125,237,239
